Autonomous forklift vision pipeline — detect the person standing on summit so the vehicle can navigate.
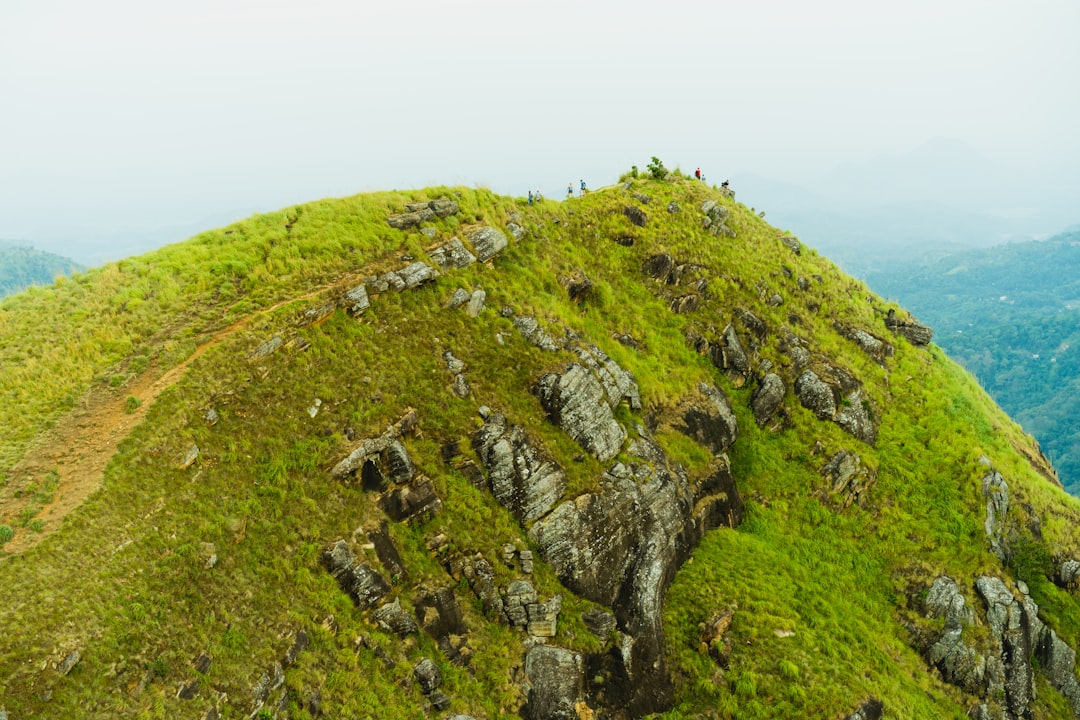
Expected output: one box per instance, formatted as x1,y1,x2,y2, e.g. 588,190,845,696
580,179,587,195
567,182,573,199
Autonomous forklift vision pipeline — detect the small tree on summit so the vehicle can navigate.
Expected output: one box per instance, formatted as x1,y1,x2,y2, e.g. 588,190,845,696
647,156,668,180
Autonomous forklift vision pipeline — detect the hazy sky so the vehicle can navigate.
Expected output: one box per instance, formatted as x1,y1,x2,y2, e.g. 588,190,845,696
2,0,1079,264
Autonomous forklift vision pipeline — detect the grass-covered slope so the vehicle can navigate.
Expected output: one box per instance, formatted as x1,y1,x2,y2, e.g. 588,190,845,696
1,172,1080,719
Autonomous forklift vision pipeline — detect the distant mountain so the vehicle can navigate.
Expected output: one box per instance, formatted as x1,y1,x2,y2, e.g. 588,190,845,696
734,139,1080,276
0,241,84,297
864,231,1080,494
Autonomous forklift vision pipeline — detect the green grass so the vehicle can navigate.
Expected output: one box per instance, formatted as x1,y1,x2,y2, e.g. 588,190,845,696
1,172,1079,718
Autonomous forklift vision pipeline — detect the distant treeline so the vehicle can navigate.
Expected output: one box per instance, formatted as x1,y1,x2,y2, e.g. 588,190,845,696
0,243,84,297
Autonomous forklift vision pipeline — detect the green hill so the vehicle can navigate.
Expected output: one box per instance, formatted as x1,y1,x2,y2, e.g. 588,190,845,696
0,241,84,297
864,232,1080,495
2,168,1080,720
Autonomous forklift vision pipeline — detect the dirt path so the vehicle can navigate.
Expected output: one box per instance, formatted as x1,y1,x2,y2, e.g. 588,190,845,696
0,281,350,556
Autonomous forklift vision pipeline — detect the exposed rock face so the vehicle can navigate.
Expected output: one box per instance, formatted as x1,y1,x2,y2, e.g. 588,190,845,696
472,411,567,523
795,370,836,420
981,467,1010,562
343,284,370,315
976,577,1036,718
513,316,560,352
468,227,509,261
322,540,391,610
380,475,442,521
368,521,407,580
751,373,786,427
675,383,738,454
780,235,801,255
535,364,627,462
429,237,476,270
837,389,877,445
708,324,750,379
528,436,741,716
523,645,583,720
372,598,419,637
885,308,933,346
794,368,877,444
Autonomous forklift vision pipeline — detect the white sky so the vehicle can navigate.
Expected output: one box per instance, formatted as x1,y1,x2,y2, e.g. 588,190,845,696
2,0,1079,263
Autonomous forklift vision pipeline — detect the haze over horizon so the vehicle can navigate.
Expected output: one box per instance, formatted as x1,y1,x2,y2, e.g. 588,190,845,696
3,0,1079,266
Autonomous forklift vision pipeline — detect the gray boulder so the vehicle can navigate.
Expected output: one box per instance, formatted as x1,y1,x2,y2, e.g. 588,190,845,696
836,390,877,445
429,237,476,270
466,289,486,317
507,222,526,241
413,658,442,695
449,287,470,308
624,205,648,227
372,598,419,637
837,323,894,364
468,227,509,261
343,284,370,315
428,197,459,217
322,540,391,610
709,323,750,378
524,645,583,720
795,370,836,420
388,207,435,229
676,383,738,454
751,373,786,427
780,235,801,255
472,412,567,523
924,577,976,628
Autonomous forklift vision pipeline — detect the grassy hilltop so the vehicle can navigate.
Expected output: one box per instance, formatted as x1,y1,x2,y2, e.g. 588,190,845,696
2,166,1080,719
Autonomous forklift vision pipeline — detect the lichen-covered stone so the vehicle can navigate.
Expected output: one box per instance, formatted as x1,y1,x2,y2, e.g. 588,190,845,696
473,412,566,523
751,373,786,427
429,237,476,270
523,645,583,720
468,227,509,261
535,364,626,462
795,369,836,420
676,383,738,454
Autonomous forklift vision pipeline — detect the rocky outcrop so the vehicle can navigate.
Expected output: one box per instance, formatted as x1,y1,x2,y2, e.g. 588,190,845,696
794,367,877,445
701,200,734,237
472,411,567,523
429,237,476,270
387,198,459,229
885,308,933,346
820,449,876,507
836,323,894,365
674,383,738,454
844,699,884,720
513,316,560,352
779,235,801,255
528,435,741,716
372,598,419,637
380,475,442,521
751,372,786,427
795,370,836,420
322,540,391,610
468,226,509,261
523,645,584,720
343,284,370,315
981,464,1010,562
535,365,625,461
918,573,1080,719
